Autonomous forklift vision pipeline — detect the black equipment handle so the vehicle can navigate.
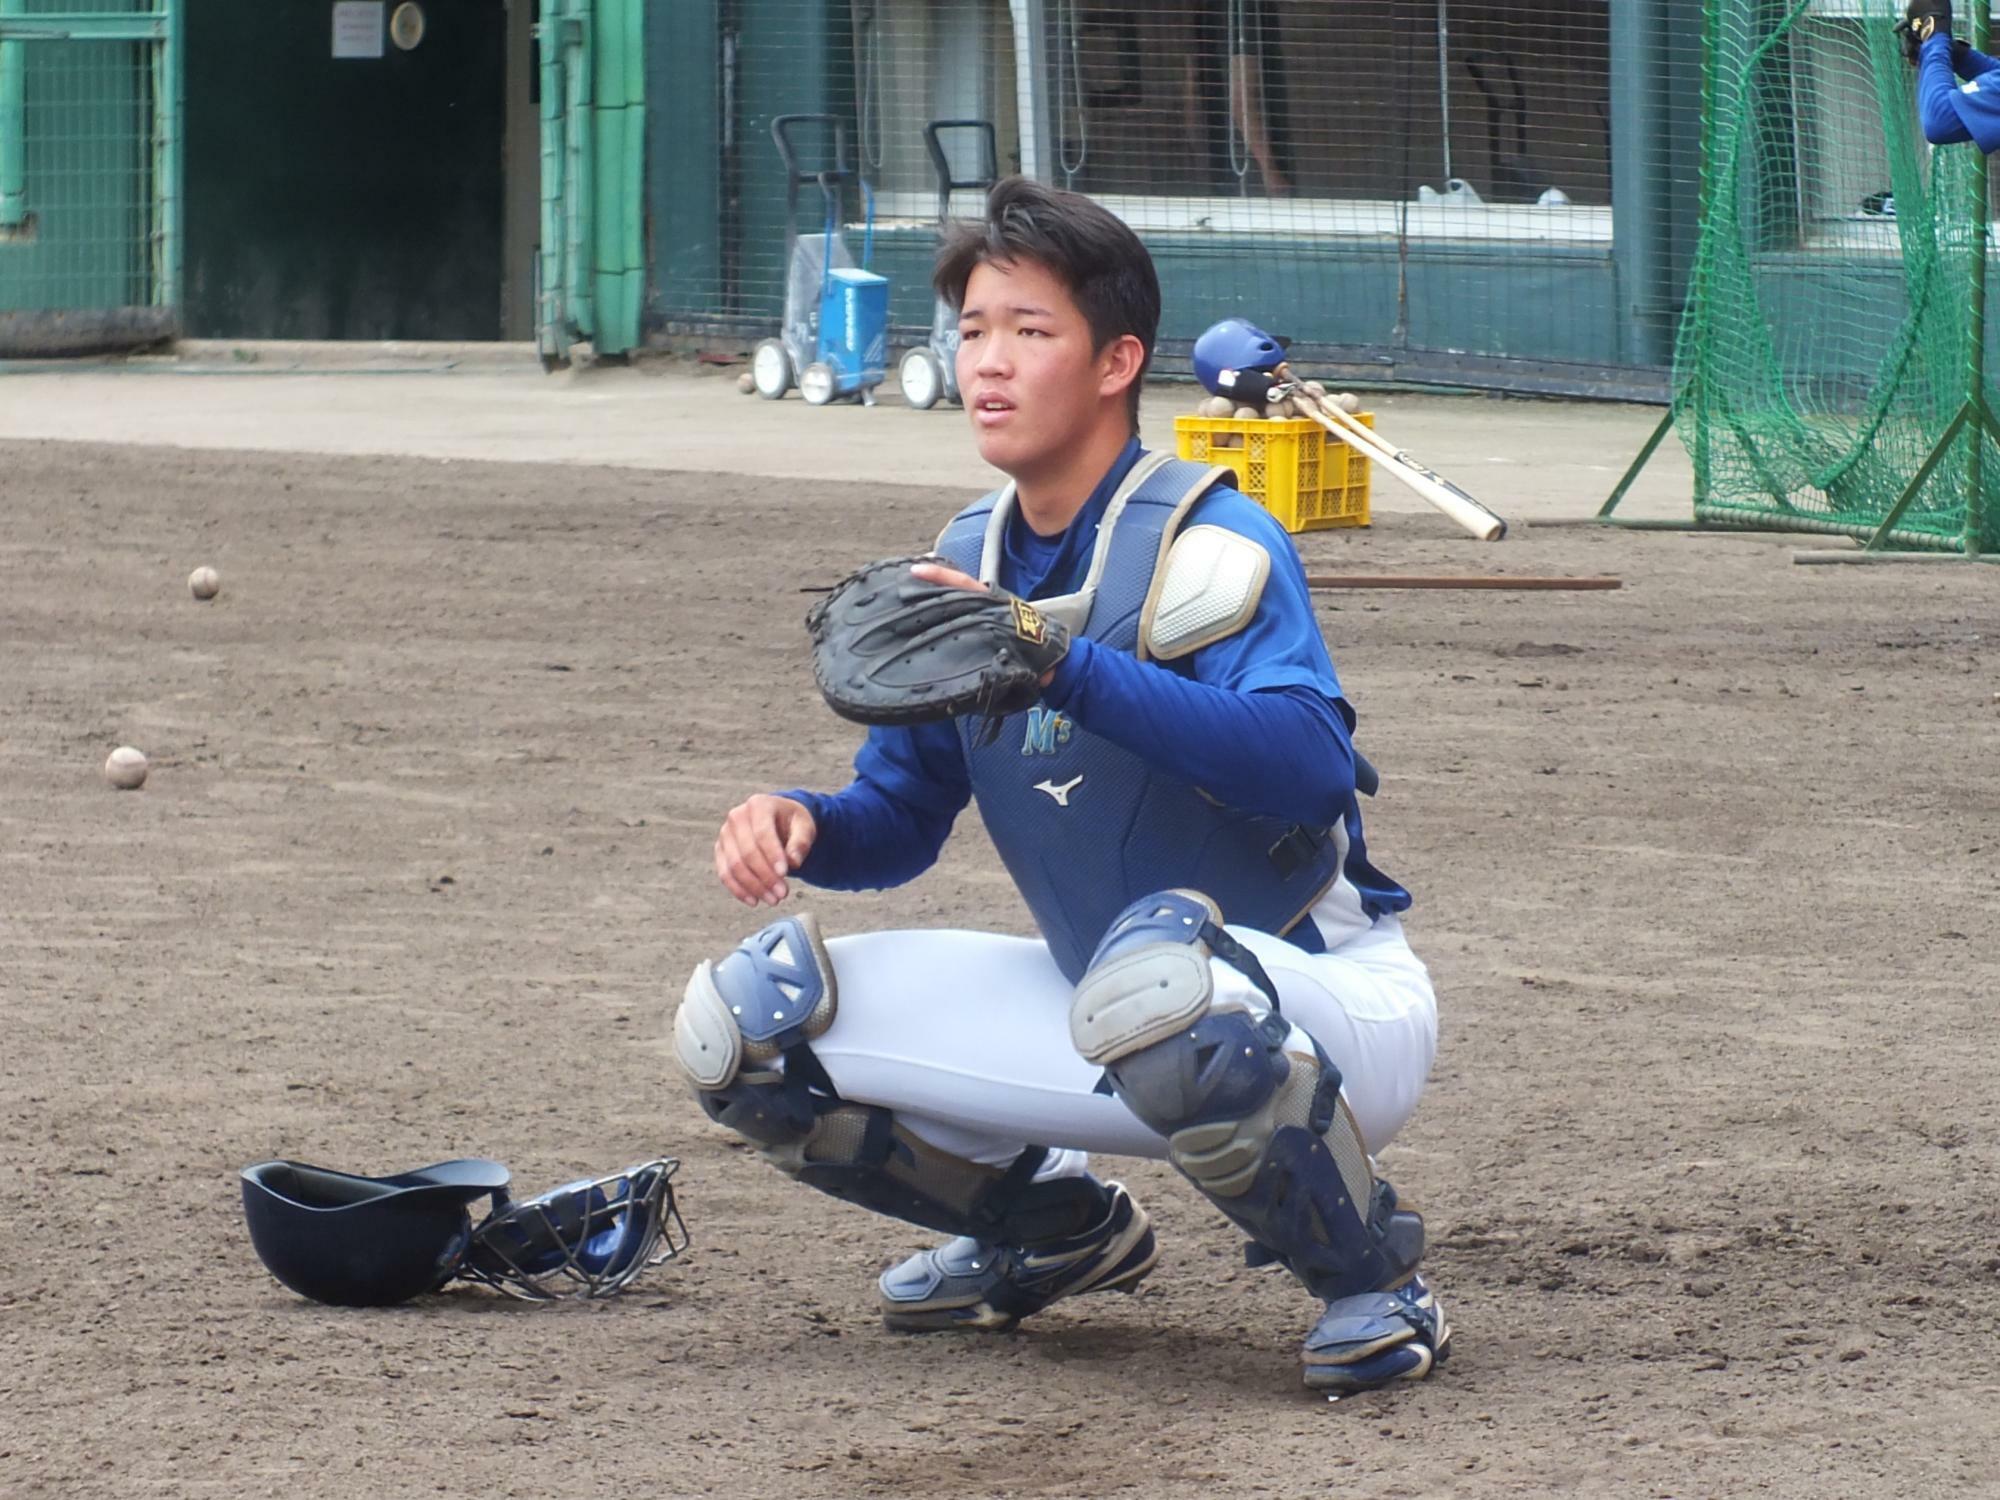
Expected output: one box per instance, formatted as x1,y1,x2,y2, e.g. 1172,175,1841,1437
773,114,857,239
922,119,999,224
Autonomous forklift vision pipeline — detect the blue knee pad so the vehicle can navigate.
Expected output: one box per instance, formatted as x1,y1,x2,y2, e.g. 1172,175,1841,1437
1072,890,1424,1303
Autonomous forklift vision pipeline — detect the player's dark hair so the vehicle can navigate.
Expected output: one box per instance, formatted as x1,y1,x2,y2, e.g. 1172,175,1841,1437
933,176,1159,431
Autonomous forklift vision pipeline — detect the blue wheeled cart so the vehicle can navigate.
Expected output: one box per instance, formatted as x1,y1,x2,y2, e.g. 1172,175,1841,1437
752,114,888,407
898,119,1000,411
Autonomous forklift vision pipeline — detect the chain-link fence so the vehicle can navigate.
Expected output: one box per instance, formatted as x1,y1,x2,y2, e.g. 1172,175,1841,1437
646,0,1704,398
0,0,178,354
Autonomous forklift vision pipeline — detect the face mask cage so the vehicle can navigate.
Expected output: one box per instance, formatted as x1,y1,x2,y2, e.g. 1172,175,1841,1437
459,1158,690,1302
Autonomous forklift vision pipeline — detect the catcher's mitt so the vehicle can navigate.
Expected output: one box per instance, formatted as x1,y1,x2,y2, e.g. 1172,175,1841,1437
807,555,1070,738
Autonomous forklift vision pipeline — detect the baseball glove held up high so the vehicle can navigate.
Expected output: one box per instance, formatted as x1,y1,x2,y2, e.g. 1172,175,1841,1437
807,555,1070,738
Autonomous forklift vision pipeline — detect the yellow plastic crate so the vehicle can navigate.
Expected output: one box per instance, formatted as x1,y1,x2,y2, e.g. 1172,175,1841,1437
1174,412,1374,533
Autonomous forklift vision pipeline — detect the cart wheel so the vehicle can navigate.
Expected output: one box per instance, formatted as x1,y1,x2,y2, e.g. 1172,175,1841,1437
800,362,839,406
752,339,792,399
899,348,945,410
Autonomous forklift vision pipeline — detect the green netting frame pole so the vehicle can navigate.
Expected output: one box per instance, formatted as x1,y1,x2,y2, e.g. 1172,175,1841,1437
1597,403,1679,518
1872,0,1997,554
1691,0,1722,516
1967,1,1993,557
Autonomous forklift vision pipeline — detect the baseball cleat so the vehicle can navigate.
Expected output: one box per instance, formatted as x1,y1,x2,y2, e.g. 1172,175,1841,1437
1300,1272,1452,1394
878,1181,1159,1332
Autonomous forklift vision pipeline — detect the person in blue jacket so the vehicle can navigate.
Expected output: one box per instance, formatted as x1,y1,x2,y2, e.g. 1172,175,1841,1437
1904,1,2000,150
672,177,1449,1395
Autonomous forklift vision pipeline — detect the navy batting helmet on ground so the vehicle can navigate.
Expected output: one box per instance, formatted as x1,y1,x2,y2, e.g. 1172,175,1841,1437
239,1157,511,1307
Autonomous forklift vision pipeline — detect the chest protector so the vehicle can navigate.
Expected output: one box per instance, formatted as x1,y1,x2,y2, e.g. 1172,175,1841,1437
934,452,1345,983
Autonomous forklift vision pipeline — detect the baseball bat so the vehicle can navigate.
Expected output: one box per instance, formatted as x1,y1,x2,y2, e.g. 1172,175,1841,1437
1277,368,1508,542
1305,573,1620,590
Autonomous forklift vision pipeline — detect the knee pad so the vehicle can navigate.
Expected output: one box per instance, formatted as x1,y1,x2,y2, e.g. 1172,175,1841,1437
675,913,838,1091
677,914,1103,1248
1073,891,1421,1303
1071,889,1273,1066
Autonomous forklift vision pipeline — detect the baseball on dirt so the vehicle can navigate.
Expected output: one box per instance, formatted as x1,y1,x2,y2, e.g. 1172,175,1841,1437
736,371,756,394
104,746,148,790
188,566,220,600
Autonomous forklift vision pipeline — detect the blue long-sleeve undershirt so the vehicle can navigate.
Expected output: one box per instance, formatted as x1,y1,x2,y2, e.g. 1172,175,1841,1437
1044,636,1358,822
781,642,1355,892
782,769,957,891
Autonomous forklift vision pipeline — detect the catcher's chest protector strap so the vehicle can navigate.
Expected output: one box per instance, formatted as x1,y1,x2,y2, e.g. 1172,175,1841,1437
933,453,1235,646
931,456,1345,983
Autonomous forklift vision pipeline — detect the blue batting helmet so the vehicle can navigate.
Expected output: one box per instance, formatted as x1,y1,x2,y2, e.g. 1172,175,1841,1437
1192,318,1290,403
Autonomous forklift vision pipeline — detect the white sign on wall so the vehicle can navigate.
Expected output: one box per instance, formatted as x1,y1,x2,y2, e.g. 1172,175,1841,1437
331,1,385,59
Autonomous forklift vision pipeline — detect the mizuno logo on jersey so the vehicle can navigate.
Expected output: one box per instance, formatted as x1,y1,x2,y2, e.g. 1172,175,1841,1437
1034,775,1084,807
1021,706,1073,756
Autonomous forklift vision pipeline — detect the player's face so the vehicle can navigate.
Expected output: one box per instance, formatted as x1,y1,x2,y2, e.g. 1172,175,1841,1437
956,257,1122,478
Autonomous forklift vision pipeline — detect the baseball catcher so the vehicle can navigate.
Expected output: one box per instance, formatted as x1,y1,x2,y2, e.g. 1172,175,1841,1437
677,177,1448,1395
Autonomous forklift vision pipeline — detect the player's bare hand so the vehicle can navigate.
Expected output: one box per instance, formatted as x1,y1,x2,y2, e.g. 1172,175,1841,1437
909,560,987,593
715,794,816,907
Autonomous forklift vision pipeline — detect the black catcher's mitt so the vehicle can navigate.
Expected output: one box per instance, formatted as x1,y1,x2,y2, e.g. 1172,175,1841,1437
807,555,1070,738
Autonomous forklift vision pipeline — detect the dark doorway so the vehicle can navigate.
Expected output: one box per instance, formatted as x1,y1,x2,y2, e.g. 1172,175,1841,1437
183,0,507,339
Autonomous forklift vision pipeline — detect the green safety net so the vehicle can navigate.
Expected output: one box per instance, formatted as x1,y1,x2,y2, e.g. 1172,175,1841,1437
1678,0,1997,552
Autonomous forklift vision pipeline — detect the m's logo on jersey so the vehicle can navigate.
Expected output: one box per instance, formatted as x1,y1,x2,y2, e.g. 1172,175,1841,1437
1022,706,1073,756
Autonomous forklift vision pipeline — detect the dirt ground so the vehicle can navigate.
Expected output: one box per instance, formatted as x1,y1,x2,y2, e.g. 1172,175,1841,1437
2,436,1997,1500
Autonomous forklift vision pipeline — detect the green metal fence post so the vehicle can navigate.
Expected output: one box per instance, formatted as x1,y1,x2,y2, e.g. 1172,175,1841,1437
537,0,595,362
590,0,643,354
0,0,27,232
565,0,595,344
1611,0,1671,371
537,0,565,360
152,0,182,309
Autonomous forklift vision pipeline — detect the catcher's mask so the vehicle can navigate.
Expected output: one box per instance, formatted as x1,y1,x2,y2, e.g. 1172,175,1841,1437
1192,318,1290,405
462,1159,689,1302
240,1155,687,1307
